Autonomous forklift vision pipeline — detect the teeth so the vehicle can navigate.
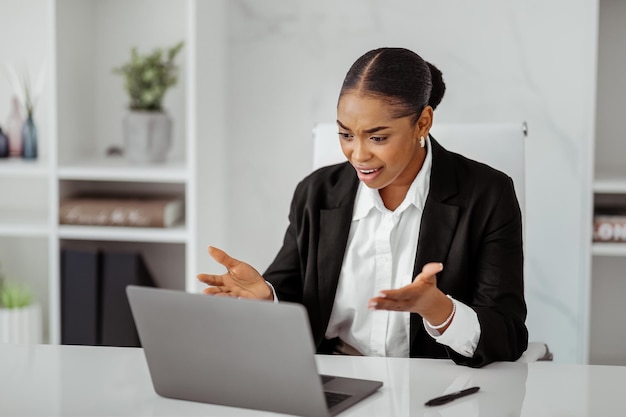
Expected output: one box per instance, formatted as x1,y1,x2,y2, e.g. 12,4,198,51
360,169,377,174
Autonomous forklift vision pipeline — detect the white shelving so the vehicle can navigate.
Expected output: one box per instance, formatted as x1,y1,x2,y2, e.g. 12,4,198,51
0,209,49,237
57,158,189,183
592,243,626,257
593,175,626,194
0,0,201,345
590,0,626,365
57,224,188,243
0,159,50,177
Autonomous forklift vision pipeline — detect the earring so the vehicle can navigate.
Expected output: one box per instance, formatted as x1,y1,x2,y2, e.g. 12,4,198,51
419,136,425,148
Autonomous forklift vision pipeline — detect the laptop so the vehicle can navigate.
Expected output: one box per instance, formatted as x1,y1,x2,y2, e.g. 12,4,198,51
126,285,383,417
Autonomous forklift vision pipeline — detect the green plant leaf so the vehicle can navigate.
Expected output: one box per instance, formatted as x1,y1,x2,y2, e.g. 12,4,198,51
0,282,33,309
113,41,184,112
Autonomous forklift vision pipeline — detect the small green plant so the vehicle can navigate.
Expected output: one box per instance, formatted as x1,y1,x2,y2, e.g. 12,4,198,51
0,263,33,309
113,41,184,111
0,282,33,309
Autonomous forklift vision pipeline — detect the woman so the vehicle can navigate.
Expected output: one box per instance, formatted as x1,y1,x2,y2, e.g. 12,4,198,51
198,47,528,368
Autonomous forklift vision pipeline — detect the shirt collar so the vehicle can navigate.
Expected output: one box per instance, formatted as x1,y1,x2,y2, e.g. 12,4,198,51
352,135,433,220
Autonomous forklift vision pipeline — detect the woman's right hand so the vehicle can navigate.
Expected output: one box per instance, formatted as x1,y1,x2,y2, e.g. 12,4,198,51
197,246,274,300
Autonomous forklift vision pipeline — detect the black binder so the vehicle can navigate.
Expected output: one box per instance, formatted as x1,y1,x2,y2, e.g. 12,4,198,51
100,250,155,347
61,248,102,345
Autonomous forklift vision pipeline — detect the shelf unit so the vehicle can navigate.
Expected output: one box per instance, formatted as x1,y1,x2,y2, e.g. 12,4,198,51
591,243,626,257
0,161,50,237
590,0,626,365
0,159,50,177
593,175,626,194
0,0,202,345
57,158,189,183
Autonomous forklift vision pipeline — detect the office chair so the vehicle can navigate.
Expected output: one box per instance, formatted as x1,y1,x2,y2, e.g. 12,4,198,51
311,122,553,362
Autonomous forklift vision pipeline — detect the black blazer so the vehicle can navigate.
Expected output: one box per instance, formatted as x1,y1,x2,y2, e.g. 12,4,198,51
264,137,528,367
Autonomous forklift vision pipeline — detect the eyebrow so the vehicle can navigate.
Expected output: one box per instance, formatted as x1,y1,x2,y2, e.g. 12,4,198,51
336,120,391,134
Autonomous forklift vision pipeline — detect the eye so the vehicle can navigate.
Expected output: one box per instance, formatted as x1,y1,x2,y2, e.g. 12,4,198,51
370,136,386,143
338,132,353,140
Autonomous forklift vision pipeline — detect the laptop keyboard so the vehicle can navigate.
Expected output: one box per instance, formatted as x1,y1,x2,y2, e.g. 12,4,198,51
321,375,352,409
324,391,351,409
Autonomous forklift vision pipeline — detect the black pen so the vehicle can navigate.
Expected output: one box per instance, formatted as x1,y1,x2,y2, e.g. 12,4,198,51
424,386,480,406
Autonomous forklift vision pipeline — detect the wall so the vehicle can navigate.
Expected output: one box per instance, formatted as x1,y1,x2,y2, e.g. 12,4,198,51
194,0,229,290
210,0,598,364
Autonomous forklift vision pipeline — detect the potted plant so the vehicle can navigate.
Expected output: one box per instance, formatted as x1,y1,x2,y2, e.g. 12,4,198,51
113,41,184,164
0,264,41,344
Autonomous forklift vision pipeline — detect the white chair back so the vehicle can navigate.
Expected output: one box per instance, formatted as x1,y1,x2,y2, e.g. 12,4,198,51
312,123,347,170
429,123,527,220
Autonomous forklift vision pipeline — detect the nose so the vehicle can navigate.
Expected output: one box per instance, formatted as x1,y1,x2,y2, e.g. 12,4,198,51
348,138,372,163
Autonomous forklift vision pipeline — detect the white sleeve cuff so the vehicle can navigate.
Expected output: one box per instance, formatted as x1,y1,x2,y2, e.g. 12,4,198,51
265,280,279,303
423,297,481,357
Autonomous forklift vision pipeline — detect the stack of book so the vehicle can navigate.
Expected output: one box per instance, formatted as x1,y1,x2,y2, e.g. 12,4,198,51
593,207,626,242
59,195,184,228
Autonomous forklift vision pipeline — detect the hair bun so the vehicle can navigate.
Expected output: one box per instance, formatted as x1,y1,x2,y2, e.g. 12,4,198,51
426,62,446,110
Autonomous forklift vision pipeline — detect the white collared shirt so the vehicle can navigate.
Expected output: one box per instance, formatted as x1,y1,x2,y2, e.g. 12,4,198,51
323,136,481,357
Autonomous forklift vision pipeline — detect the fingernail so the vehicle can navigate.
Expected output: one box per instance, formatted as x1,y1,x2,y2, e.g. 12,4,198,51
368,302,377,309
378,292,387,298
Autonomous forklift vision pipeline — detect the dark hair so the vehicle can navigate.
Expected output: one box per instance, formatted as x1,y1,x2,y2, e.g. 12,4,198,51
339,48,446,120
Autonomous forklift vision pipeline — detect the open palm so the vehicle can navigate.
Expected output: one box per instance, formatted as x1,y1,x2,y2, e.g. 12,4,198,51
197,246,273,300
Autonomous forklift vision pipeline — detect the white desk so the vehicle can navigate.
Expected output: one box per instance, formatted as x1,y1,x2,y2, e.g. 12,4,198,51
1,344,624,417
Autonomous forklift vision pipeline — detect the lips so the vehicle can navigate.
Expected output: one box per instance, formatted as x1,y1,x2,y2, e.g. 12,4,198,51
358,167,381,174
355,166,383,184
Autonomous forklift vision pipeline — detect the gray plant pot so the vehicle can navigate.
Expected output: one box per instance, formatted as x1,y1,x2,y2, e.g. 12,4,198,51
123,110,172,164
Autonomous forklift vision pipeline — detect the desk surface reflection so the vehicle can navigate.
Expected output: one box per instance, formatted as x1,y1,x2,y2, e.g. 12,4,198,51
0,344,624,417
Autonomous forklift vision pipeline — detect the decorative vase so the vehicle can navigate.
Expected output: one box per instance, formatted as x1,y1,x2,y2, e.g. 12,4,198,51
123,110,172,164
21,115,38,160
0,303,42,344
0,127,9,158
5,96,23,157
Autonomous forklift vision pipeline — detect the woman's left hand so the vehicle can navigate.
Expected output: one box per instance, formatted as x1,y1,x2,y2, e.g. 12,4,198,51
368,262,454,331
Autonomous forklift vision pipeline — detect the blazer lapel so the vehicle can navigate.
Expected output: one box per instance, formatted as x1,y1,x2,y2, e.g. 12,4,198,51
413,137,460,276
411,137,460,345
317,164,359,321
